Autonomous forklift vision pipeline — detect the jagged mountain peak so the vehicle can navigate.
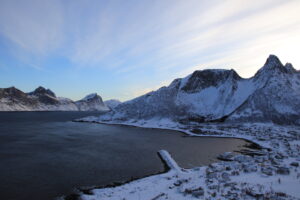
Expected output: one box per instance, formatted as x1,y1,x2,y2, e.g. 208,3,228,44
255,55,296,78
284,63,297,74
260,54,283,72
265,54,282,67
76,93,109,111
29,86,56,97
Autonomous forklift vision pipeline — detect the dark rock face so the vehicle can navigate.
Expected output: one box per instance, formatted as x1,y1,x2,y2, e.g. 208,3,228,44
0,87,27,99
28,86,56,97
28,86,58,105
181,69,240,93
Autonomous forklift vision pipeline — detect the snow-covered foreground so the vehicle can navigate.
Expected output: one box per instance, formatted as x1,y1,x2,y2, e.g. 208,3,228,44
75,117,300,200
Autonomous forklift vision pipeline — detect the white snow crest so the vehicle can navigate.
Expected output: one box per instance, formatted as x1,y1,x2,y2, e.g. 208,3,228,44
158,150,182,172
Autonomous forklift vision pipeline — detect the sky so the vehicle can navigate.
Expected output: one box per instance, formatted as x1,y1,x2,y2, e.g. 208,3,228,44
0,0,300,101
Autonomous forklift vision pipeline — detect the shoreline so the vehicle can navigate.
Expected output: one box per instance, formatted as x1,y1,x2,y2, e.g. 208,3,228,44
73,119,264,149
71,118,300,200
62,119,269,200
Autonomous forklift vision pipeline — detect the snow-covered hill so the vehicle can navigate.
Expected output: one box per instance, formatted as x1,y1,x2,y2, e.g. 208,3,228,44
95,55,300,125
76,93,109,111
104,99,122,110
0,87,109,111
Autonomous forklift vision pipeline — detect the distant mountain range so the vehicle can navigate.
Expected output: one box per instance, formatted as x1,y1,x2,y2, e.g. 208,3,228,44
98,55,300,125
2,55,299,125
0,86,112,111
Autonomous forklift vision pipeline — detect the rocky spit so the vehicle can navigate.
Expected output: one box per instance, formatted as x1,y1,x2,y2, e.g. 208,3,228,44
72,122,300,200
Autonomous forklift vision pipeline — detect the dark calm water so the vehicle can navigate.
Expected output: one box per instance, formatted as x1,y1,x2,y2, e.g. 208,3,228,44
0,112,250,200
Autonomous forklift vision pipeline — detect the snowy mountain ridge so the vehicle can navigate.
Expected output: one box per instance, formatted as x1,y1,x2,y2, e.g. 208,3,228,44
81,93,98,101
0,87,109,111
97,55,300,125
104,99,122,110
76,93,109,111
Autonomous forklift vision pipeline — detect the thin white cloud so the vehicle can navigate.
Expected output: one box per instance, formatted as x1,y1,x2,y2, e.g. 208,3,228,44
65,0,300,77
1,0,299,99
0,0,64,55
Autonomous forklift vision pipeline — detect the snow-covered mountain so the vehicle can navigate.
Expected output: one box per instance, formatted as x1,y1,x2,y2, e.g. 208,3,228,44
75,93,109,111
227,55,300,125
0,87,109,111
98,55,300,125
104,99,122,110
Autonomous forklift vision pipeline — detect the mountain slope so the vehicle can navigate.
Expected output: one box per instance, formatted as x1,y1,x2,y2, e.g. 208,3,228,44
104,99,122,109
98,55,300,125
99,70,257,122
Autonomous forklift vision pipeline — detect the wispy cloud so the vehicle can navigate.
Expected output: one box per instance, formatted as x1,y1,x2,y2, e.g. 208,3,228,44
0,0,299,100
64,0,300,74
0,0,64,55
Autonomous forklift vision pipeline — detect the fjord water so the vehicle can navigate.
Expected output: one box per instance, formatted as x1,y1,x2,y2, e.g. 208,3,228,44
0,112,249,200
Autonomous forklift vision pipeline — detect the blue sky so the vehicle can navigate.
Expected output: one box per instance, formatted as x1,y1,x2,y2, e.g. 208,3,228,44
0,0,300,101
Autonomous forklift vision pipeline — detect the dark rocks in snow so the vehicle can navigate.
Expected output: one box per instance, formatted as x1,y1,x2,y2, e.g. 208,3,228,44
217,152,235,161
233,155,252,163
173,179,188,187
276,167,290,175
244,187,264,199
242,164,258,173
261,167,274,176
206,172,218,179
184,187,204,197
221,172,231,181
223,190,239,200
290,162,299,167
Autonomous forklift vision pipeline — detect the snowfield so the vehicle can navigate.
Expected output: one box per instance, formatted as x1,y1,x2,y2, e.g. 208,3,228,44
74,118,300,200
